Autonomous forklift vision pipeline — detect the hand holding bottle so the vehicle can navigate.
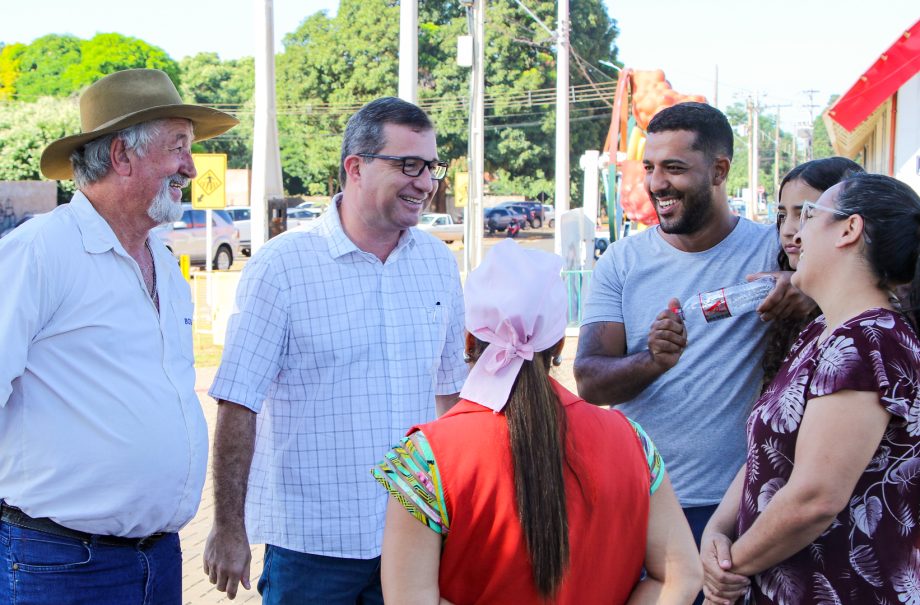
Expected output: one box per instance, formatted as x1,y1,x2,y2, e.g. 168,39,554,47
647,298,688,372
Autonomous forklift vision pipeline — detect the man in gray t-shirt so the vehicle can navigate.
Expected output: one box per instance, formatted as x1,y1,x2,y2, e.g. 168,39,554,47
575,103,812,549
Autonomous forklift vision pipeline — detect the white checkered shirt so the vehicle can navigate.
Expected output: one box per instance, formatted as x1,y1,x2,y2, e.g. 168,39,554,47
209,196,467,558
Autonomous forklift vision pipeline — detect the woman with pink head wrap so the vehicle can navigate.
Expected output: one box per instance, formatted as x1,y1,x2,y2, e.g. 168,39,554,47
374,240,701,604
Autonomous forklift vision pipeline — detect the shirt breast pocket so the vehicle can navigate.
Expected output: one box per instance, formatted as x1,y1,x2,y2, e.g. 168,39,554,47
397,303,450,375
170,299,195,364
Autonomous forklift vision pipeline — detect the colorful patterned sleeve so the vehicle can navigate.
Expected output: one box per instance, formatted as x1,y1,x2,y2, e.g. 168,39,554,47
372,430,450,534
627,418,665,494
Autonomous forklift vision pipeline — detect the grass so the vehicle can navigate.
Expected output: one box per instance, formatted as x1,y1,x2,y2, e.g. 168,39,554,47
193,330,224,368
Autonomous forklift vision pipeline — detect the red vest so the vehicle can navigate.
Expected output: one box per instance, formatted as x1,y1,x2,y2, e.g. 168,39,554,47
413,379,650,604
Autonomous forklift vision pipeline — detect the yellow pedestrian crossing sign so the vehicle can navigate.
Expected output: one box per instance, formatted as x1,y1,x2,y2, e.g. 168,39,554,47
191,154,227,209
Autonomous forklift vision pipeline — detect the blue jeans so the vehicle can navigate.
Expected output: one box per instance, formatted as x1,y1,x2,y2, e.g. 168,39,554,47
0,519,181,605
683,505,718,605
258,545,383,605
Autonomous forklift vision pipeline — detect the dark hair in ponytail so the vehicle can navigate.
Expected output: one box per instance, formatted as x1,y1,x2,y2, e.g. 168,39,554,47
469,338,569,598
833,173,920,332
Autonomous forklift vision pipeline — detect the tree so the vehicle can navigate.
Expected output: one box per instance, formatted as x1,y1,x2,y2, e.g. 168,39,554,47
0,96,80,200
1,33,179,102
65,33,179,90
179,52,254,168
810,95,839,160
0,43,26,100
10,34,83,101
272,0,619,199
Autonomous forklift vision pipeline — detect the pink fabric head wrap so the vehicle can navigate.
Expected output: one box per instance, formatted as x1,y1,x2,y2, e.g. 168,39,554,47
459,239,567,412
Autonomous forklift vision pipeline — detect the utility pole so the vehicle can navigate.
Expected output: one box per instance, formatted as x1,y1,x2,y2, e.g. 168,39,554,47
802,89,819,161
774,107,781,199
553,0,570,255
746,92,760,220
250,0,284,254
713,65,719,108
398,0,418,102
463,0,485,272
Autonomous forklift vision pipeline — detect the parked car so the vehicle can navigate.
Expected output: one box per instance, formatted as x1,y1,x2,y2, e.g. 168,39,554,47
0,213,37,239
225,206,252,256
543,204,555,228
153,204,240,270
287,207,321,230
417,213,464,243
496,200,545,228
503,204,536,229
484,207,527,234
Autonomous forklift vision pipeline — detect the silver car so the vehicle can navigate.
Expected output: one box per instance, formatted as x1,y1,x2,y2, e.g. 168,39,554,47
154,204,241,270
225,206,252,256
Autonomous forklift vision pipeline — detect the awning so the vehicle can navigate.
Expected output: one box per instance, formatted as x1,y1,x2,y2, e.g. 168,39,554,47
825,19,920,132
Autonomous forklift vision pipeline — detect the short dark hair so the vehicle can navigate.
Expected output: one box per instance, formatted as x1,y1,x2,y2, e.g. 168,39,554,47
833,173,920,331
778,156,864,203
647,102,734,161
338,97,434,187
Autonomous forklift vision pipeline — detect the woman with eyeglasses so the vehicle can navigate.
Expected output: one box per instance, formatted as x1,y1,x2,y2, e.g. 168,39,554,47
701,173,920,605
761,158,864,386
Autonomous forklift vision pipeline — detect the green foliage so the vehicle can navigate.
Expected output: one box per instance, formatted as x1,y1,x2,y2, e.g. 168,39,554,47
180,53,254,169
0,43,26,100
0,1,620,201
0,96,79,199
811,95,838,160
12,34,83,100
724,101,797,200
66,33,179,90
2,33,179,102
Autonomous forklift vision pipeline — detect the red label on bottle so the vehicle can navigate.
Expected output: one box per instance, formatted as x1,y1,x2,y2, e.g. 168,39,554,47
699,289,732,322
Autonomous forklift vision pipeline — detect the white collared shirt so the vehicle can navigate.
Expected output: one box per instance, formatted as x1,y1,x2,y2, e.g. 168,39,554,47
210,195,467,558
0,192,208,537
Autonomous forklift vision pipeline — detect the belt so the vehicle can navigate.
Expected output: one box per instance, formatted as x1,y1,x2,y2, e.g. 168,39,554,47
0,502,171,548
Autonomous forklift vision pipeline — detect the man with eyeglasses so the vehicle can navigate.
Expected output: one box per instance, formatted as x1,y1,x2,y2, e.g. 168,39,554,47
203,97,467,603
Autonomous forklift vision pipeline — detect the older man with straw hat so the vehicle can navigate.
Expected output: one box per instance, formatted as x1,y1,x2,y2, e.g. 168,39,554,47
0,68,237,604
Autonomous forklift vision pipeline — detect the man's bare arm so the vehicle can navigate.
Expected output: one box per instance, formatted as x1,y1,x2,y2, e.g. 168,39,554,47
203,400,257,599
574,301,687,405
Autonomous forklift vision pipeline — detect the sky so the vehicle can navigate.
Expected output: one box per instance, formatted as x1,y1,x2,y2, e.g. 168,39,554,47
1,0,917,130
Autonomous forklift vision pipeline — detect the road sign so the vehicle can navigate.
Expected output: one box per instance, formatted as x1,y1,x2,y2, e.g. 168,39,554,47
191,154,227,209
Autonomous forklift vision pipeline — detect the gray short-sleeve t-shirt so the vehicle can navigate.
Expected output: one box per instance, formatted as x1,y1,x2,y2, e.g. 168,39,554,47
581,218,779,506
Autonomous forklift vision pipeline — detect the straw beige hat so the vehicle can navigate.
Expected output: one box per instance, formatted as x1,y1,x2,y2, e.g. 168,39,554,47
40,69,239,180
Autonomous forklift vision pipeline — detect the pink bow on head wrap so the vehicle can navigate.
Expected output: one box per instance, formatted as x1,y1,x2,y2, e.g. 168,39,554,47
459,239,567,412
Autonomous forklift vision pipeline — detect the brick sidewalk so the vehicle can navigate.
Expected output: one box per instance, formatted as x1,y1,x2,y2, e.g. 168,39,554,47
180,366,263,604
181,338,580,603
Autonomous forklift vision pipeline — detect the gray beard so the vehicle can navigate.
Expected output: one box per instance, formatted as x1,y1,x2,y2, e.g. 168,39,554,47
148,180,184,224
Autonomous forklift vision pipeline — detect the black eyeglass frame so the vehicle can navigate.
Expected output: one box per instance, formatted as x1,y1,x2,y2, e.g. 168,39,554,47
357,153,448,180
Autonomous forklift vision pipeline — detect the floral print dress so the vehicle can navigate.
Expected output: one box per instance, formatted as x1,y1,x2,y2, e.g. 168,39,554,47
737,308,920,605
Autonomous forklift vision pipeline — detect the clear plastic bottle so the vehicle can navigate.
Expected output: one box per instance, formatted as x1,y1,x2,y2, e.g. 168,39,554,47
676,276,777,325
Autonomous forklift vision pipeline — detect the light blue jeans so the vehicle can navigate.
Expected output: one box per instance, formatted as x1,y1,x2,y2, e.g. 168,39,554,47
0,519,181,605
258,545,383,605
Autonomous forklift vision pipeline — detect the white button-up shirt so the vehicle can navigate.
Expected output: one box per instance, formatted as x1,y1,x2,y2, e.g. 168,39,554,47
0,193,208,537
210,197,467,558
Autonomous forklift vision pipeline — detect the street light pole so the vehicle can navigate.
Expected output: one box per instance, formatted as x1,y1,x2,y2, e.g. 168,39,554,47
553,0,569,255
464,0,485,272
251,0,284,254
398,0,418,103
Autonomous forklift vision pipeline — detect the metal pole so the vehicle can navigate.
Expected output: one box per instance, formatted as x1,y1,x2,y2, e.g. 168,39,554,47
553,0,569,255
251,0,284,254
752,91,760,219
774,108,781,201
398,0,418,102
463,0,485,272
